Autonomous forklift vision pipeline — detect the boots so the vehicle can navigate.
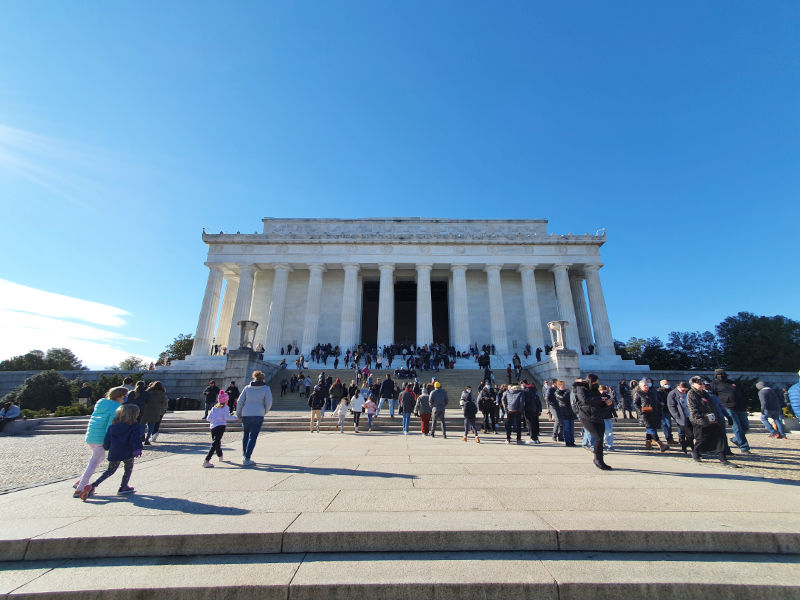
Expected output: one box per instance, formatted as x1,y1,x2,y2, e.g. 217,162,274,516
593,448,612,470
679,435,687,454
655,439,669,453
645,438,653,450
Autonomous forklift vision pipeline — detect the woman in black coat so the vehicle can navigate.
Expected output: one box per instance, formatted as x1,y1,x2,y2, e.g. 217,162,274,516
572,374,613,470
633,380,668,452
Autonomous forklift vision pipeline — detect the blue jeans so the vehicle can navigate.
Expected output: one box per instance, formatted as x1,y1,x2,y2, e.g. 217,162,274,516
661,415,672,440
760,412,785,437
562,419,575,445
603,418,614,449
582,425,593,447
377,397,395,416
402,412,411,433
241,416,264,459
723,407,750,450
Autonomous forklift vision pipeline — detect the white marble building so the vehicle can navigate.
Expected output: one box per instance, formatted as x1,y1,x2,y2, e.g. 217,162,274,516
185,217,634,370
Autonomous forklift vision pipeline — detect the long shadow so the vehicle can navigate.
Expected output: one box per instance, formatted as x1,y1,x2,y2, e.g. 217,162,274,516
612,467,800,487
244,463,416,479
83,493,250,514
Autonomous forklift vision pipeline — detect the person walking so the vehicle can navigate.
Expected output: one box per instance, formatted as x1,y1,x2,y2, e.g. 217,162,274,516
757,381,787,439
667,381,694,454
77,383,93,407
522,380,542,445
573,374,613,470
553,380,576,447
332,395,350,433
142,381,168,445
377,374,396,418
126,380,149,441
599,385,616,451
308,385,326,433
349,388,364,433
478,384,497,434
429,381,449,438
711,369,751,454
414,384,433,435
399,383,416,434
225,381,240,414
73,386,129,498
363,394,377,431
203,391,237,467
203,380,220,419
236,370,273,466
687,376,733,466
462,390,480,443
618,378,635,420
79,403,142,499
502,383,525,445
634,380,668,452
657,380,675,443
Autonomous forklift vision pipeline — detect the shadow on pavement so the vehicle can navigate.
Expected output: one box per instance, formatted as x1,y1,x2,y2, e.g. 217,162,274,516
243,463,417,479
83,493,250,514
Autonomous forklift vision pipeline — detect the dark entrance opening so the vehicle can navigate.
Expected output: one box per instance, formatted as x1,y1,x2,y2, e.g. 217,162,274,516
431,281,449,345
394,281,417,346
361,281,379,346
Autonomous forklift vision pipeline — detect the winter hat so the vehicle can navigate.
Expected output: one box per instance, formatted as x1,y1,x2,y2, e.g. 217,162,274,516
714,369,726,377
217,391,229,405
434,381,441,388
755,381,765,390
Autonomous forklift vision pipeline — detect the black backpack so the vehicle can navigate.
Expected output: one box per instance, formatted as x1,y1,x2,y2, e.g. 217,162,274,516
464,399,478,419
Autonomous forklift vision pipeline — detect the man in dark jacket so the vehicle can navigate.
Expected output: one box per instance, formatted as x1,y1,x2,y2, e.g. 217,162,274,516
657,380,675,443
667,382,694,453
399,384,416,435
225,381,240,415
378,374,397,418
757,381,786,438
429,382,449,438
203,380,220,419
573,375,612,470
503,384,525,445
687,376,732,465
308,385,327,433
711,369,750,453
522,380,541,445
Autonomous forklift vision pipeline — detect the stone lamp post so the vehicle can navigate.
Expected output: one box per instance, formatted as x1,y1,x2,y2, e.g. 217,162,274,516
237,320,258,350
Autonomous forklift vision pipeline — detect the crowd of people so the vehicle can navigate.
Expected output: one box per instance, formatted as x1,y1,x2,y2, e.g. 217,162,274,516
68,365,799,500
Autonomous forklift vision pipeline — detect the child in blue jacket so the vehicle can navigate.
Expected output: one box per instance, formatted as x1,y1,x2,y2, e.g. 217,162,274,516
80,404,143,500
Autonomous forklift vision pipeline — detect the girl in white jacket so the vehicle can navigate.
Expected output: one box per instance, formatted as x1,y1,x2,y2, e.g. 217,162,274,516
349,392,364,433
332,395,350,433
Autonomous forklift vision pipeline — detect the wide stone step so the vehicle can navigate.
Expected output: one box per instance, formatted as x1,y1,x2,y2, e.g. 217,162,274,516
3,551,799,599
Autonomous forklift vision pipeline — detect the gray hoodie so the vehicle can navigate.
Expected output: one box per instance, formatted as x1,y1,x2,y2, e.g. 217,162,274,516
236,381,273,418
429,388,449,412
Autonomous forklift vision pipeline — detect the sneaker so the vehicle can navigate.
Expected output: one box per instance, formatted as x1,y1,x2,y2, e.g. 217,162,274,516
526,440,536,445
741,449,751,454
461,436,467,442
79,485,94,501
534,439,541,445
769,433,779,438
150,433,159,442
202,461,214,468
242,458,255,466
506,439,512,444
118,486,135,495
144,440,152,446
730,437,740,448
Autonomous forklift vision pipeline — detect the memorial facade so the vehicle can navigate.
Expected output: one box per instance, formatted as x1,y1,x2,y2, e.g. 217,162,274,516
188,218,618,364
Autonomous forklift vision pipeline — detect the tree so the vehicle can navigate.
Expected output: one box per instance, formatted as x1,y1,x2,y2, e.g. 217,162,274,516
12,370,72,412
666,331,722,370
115,356,147,371
716,312,800,372
0,350,46,371
44,348,87,370
158,333,194,364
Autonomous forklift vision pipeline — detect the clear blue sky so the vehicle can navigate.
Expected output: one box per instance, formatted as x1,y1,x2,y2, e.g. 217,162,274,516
1,1,798,368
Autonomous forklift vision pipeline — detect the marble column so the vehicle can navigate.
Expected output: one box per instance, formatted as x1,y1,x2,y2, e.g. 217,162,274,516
485,265,509,354
229,264,257,350
450,265,470,352
339,264,360,350
416,264,433,347
569,274,594,352
376,264,395,349
518,265,545,353
216,275,238,351
584,264,616,355
190,264,224,357
551,265,582,351
264,264,291,354
301,264,326,353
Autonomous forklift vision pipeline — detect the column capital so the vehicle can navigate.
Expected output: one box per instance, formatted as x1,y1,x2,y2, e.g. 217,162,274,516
273,263,292,273
378,263,395,272
204,263,225,272
450,264,468,273
308,263,327,273
551,264,572,273
517,264,536,274
415,263,433,272
342,263,360,272
569,272,585,282
583,263,603,273
238,264,258,276
484,264,503,273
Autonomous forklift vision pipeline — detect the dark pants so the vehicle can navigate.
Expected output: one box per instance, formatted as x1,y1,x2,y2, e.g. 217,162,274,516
482,411,496,432
464,417,478,437
206,425,226,461
431,409,447,437
92,458,134,489
353,411,361,428
525,412,540,441
693,424,725,460
505,411,523,442
578,416,605,463
241,416,264,460
203,401,214,419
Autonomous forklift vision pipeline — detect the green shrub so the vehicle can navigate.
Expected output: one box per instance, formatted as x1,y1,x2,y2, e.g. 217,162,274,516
15,370,72,412
91,372,143,403
21,408,50,419
53,403,92,417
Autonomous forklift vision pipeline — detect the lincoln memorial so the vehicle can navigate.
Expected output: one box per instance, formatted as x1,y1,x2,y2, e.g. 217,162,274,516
179,217,640,373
